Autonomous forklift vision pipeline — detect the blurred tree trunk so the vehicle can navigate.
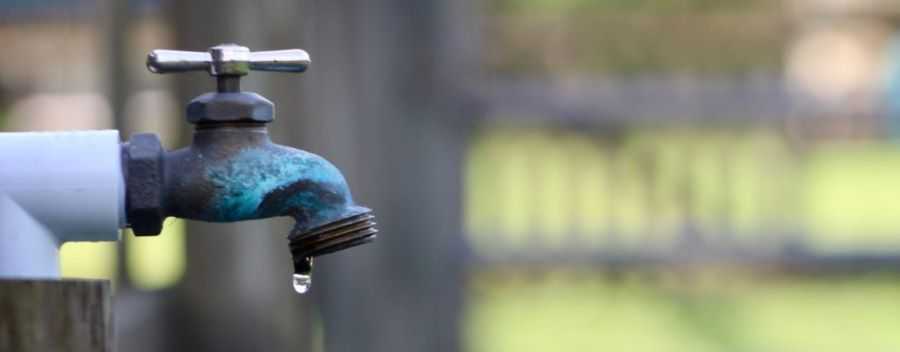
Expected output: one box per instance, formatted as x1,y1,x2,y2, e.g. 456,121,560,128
297,1,477,352
158,0,316,351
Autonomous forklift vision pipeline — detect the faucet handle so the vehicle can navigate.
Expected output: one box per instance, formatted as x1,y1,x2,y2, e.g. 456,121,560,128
248,49,310,73
146,50,212,73
147,43,310,77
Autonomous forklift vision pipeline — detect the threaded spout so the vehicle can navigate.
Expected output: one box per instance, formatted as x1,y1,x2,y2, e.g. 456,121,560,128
288,209,377,259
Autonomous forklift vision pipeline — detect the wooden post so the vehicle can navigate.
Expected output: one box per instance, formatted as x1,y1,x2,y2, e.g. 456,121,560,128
0,279,113,352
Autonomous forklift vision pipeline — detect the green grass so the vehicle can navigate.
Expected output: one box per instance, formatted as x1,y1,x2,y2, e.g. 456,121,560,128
466,270,900,352
465,127,900,351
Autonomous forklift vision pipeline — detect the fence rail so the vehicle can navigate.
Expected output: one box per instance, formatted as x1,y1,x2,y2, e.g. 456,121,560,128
467,74,899,273
477,75,796,123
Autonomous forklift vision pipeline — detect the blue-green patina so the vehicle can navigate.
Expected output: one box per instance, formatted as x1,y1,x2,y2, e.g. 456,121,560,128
206,147,365,230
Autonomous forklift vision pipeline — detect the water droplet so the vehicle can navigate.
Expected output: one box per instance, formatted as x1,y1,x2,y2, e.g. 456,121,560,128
292,273,312,294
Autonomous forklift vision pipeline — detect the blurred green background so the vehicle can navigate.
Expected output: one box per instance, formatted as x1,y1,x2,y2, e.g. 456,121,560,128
465,127,900,351
465,0,900,350
4,0,900,351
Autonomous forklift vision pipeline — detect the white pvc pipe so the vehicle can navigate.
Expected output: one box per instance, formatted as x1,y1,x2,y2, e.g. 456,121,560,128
0,130,125,278
0,195,59,278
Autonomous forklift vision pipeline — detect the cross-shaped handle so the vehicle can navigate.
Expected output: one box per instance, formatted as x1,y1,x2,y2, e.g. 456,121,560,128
147,43,310,76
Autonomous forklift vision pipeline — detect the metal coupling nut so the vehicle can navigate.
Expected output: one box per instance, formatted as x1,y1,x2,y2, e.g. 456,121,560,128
124,133,165,236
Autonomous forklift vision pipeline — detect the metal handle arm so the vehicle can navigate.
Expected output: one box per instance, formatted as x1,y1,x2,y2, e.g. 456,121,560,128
147,50,211,73
146,44,310,76
249,49,310,73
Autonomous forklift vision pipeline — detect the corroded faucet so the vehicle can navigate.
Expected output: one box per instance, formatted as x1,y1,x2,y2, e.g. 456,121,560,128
124,44,376,293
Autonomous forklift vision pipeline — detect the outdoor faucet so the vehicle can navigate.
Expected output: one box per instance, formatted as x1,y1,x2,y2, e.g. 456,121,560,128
125,44,377,293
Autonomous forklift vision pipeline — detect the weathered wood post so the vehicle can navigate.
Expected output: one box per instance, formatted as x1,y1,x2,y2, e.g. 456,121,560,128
0,279,113,352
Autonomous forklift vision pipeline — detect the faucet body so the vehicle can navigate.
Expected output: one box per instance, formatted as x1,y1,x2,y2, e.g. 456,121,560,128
124,114,376,273
126,44,376,281
164,125,367,232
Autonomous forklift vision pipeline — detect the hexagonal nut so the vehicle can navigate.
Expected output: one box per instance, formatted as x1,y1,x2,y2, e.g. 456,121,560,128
186,92,274,124
125,133,165,236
